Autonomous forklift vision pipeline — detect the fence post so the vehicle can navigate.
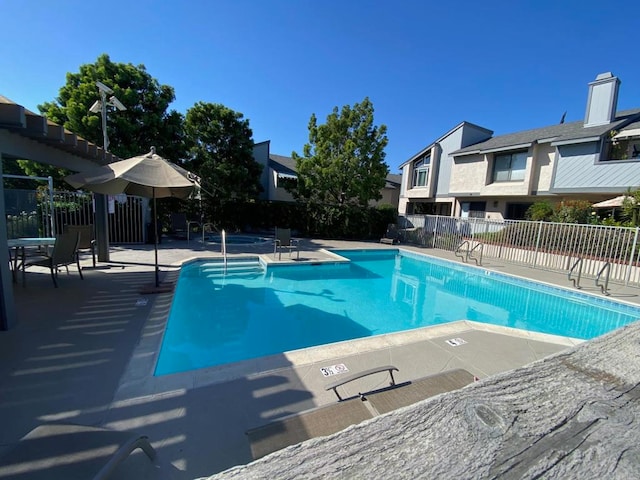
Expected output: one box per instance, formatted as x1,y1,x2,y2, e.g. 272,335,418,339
47,176,54,236
532,221,543,269
625,227,639,286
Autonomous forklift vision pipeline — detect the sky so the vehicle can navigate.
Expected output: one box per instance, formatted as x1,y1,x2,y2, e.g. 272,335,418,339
2,0,639,173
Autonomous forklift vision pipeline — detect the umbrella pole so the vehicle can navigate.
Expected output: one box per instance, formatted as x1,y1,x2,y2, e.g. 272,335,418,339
154,190,159,287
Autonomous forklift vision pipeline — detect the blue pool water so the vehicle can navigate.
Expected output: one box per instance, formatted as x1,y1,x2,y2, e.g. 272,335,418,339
154,249,640,375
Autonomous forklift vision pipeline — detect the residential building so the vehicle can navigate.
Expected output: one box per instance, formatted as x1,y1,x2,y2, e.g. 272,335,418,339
253,141,296,203
376,173,402,208
399,72,640,220
399,122,493,216
253,140,402,209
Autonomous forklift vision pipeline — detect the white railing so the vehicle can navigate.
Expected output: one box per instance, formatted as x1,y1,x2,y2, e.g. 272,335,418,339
400,214,640,286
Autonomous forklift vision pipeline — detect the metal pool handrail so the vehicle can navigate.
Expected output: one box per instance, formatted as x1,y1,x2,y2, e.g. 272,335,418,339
221,229,227,271
568,257,583,289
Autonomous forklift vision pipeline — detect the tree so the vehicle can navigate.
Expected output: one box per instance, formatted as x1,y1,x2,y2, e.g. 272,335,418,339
183,102,262,222
38,53,185,162
292,97,389,207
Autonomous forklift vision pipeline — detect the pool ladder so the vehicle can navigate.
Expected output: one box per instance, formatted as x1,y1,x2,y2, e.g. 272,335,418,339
569,258,612,295
595,262,611,296
455,240,483,265
568,257,583,289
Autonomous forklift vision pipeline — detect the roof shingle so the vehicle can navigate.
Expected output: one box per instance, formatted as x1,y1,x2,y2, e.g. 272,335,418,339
452,109,640,156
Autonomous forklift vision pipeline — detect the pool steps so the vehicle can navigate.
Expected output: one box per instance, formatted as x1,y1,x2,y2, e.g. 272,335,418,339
199,259,264,278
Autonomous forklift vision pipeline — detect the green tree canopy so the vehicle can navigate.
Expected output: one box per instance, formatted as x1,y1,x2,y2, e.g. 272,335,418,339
292,97,389,207
38,53,185,162
183,102,262,216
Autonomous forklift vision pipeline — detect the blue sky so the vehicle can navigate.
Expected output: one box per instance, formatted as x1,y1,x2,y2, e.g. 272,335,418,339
2,0,639,172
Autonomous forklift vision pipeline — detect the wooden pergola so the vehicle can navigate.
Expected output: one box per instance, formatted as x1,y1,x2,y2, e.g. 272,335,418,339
0,95,120,329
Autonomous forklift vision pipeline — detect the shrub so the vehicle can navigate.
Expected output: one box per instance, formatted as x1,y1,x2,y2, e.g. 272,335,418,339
551,200,594,224
526,201,554,221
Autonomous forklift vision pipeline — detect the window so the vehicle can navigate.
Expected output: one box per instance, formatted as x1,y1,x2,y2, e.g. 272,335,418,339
413,155,430,187
460,201,486,218
605,136,640,160
493,151,527,182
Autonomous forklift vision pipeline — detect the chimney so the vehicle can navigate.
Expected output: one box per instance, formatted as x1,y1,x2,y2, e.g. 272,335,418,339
584,72,620,128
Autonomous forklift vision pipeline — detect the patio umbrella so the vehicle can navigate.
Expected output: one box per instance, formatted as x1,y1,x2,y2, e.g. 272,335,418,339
65,146,198,288
592,195,631,208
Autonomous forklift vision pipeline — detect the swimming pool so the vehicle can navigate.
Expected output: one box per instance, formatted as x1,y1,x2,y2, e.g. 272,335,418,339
155,249,640,375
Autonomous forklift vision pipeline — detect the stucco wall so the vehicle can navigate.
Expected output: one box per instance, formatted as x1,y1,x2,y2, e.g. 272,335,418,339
451,148,539,197
449,153,488,193
531,142,555,192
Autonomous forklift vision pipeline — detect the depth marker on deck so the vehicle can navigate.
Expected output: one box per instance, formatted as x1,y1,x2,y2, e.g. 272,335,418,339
320,363,349,377
445,337,467,347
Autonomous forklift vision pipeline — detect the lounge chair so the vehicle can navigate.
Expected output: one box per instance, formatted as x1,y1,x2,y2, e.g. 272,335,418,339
273,227,300,260
246,367,474,459
380,224,400,244
0,423,156,480
22,232,83,288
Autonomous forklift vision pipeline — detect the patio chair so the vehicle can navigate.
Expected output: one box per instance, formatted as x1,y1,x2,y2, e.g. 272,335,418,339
170,212,200,241
65,224,96,268
22,231,83,288
274,227,300,260
0,423,156,480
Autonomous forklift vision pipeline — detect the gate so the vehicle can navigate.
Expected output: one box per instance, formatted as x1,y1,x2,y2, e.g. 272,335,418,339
52,191,147,244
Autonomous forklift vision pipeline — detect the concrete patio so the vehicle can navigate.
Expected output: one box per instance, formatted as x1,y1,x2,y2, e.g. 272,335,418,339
1,236,639,479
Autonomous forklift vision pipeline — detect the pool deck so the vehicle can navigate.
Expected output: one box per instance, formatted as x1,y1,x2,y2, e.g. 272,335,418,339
2,236,639,479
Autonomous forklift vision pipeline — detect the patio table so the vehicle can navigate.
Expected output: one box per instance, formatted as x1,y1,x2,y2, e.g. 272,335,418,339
7,237,56,284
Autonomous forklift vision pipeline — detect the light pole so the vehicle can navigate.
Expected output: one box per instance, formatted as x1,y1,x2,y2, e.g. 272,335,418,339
88,81,126,264
89,81,126,153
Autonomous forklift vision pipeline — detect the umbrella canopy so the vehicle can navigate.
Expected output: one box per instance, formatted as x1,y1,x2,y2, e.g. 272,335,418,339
592,195,632,208
65,147,198,289
65,146,195,199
